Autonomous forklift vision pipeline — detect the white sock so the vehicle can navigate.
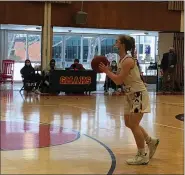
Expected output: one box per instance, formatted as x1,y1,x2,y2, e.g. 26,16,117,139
145,136,151,144
138,148,145,155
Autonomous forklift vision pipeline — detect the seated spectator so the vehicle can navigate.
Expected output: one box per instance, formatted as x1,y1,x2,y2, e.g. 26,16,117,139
70,59,85,70
20,59,42,93
43,59,56,75
20,59,35,80
20,59,36,91
40,59,59,94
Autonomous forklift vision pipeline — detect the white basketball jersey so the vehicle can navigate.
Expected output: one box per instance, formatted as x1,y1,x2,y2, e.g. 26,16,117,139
117,55,146,94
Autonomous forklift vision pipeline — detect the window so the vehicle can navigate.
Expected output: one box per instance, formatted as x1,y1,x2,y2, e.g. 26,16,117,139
28,34,41,62
52,35,63,59
101,37,116,56
8,33,27,61
65,36,81,62
83,38,88,62
82,36,99,65
7,32,41,81
137,36,157,75
52,33,158,77
52,35,64,68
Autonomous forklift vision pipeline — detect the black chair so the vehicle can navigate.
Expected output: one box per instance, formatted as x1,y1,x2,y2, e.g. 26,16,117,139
19,76,37,93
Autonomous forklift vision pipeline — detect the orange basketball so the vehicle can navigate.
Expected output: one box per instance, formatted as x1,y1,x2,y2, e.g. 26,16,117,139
91,56,109,73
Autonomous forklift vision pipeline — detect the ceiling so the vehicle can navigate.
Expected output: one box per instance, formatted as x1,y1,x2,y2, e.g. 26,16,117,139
0,24,159,36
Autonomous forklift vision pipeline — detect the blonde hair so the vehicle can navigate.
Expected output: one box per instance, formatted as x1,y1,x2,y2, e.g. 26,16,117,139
118,35,135,57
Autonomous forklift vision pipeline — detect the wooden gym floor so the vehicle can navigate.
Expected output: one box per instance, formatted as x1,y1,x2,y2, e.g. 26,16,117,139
0,84,184,174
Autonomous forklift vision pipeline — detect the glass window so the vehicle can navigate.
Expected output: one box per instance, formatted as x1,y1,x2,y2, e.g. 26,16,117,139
52,35,63,59
28,34,41,62
100,37,116,56
82,36,99,63
52,35,64,68
144,36,152,43
83,38,88,62
8,33,27,61
65,36,81,62
51,32,158,78
138,35,156,64
7,32,41,81
98,37,117,82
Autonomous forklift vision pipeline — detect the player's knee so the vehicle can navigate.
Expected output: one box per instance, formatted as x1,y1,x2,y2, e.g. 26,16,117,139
124,115,131,128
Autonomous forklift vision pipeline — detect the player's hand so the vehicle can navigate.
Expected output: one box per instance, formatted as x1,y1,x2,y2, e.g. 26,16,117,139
99,62,109,73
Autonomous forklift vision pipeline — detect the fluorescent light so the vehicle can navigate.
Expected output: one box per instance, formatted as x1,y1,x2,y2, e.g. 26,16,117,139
24,27,39,31
130,33,146,36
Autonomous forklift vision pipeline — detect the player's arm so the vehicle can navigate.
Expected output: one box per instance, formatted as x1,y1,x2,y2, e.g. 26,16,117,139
99,58,134,85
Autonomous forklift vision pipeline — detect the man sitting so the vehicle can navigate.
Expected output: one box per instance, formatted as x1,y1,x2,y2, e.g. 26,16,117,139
40,59,59,94
70,59,85,70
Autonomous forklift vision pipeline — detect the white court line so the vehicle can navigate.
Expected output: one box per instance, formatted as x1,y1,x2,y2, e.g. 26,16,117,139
64,104,184,131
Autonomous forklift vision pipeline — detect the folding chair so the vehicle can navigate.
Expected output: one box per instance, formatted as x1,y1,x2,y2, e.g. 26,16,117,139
0,60,15,84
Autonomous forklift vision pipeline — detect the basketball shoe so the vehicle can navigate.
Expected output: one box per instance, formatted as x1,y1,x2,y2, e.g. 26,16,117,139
126,152,149,165
147,138,159,159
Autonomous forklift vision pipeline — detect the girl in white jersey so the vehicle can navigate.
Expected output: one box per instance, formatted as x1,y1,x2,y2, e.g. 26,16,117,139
99,35,159,165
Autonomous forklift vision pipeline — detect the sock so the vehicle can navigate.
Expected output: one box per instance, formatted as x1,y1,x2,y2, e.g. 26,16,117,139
145,136,151,144
138,148,145,155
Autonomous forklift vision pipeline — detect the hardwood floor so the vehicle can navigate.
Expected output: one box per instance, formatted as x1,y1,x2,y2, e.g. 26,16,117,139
0,85,184,174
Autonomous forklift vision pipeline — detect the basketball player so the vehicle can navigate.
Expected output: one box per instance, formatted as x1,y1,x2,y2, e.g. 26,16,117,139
99,35,159,165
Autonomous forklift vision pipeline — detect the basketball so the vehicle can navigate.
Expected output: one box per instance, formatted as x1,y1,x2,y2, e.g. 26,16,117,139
91,56,109,73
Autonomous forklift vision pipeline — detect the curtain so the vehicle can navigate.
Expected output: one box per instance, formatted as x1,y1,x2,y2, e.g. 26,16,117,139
173,32,184,87
168,1,184,11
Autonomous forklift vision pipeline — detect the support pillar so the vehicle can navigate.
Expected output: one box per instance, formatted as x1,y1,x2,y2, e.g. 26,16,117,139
41,2,52,70
0,29,8,70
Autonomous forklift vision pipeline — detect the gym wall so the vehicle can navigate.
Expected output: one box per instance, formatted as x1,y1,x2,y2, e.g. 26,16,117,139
0,1,182,32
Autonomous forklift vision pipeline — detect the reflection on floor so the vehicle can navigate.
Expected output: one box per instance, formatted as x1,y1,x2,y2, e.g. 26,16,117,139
0,83,184,174
0,82,157,92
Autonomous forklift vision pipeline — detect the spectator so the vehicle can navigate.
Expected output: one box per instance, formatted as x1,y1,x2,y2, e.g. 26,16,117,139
20,59,35,80
20,59,42,93
40,59,60,94
70,59,85,70
161,47,177,92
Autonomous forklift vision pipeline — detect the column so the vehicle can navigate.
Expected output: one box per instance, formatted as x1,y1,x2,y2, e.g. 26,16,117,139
41,2,52,70
0,29,8,70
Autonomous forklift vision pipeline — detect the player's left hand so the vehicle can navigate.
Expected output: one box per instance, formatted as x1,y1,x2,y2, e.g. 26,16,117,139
99,62,109,73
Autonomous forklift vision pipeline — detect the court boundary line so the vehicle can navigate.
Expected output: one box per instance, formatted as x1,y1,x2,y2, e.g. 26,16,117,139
64,104,184,131
84,134,116,175
1,119,116,175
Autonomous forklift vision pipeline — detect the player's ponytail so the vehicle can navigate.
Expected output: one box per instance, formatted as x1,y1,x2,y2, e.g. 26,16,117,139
130,37,136,58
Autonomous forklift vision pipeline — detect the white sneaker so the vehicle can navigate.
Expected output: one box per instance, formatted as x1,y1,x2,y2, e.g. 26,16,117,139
126,152,149,165
104,91,109,95
147,138,159,159
34,89,41,94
